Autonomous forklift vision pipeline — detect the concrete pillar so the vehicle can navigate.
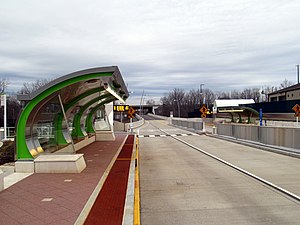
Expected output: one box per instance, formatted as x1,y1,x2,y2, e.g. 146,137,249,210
0,169,4,191
95,102,115,141
105,102,114,131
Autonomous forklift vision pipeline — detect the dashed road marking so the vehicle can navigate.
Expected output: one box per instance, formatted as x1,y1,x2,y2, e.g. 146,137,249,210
138,133,198,138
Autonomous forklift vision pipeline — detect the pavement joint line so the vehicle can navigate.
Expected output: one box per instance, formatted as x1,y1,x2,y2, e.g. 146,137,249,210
74,135,128,225
64,179,72,182
157,127,300,203
41,198,53,202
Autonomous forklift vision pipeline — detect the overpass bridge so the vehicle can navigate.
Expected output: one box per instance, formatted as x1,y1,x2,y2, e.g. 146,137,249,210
130,104,160,115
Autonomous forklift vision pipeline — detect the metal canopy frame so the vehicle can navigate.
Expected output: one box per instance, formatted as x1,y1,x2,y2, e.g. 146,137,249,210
16,66,128,160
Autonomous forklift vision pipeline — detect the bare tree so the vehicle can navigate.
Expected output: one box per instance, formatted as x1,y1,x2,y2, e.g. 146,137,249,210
0,78,9,94
217,91,230,99
18,78,52,94
203,88,215,107
146,99,155,105
279,78,294,89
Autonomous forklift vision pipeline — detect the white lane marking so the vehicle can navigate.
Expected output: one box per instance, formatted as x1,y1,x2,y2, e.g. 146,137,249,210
149,135,155,138
181,134,188,136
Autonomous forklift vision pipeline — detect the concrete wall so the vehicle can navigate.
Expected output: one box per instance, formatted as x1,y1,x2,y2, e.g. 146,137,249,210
171,118,203,131
114,115,145,132
0,170,4,191
217,123,300,149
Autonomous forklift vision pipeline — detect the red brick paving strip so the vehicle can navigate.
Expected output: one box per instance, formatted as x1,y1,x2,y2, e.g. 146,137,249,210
84,135,134,225
0,134,127,225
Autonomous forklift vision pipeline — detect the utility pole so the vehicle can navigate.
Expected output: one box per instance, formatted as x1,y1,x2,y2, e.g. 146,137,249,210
1,94,7,140
200,83,205,105
297,65,299,84
139,90,144,116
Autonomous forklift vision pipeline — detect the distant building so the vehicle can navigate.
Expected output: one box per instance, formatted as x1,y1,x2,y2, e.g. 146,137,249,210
268,83,300,102
212,99,255,113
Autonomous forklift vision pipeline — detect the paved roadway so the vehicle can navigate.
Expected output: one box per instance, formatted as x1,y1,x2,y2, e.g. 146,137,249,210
138,115,300,225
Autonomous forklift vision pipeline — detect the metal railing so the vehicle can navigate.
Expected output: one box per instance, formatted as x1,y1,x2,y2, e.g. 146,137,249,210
0,127,15,140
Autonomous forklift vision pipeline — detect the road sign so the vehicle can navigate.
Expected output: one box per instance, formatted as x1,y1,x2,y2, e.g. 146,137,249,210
113,105,130,112
200,104,208,114
128,107,136,118
200,104,208,118
292,104,300,117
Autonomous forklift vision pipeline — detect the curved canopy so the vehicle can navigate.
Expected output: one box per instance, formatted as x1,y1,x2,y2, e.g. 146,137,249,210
16,66,128,160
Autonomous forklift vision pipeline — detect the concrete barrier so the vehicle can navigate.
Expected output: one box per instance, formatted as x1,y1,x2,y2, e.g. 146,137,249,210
147,114,169,120
217,123,300,149
0,170,4,191
114,115,145,132
171,118,203,131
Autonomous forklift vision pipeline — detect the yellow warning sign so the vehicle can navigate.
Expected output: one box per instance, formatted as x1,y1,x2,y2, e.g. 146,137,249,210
292,104,300,117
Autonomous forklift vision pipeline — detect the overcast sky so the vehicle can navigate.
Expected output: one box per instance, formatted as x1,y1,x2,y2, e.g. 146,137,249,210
1,0,300,104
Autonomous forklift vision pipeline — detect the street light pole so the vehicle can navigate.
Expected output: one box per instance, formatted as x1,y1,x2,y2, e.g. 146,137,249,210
139,90,144,116
177,99,180,117
200,83,205,105
174,99,180,117
297,65,299,84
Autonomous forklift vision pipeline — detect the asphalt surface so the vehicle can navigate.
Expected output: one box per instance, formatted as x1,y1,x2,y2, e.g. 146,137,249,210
138,115,300,225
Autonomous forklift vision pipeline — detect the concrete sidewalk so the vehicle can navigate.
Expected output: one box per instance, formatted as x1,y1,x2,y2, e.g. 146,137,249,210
0,134,127,225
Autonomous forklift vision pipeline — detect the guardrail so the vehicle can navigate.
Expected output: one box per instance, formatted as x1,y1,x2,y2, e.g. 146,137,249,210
0,127,15,140
217,123,300,149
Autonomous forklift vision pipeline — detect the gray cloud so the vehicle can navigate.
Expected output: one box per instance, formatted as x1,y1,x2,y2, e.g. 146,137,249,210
1,0,300,104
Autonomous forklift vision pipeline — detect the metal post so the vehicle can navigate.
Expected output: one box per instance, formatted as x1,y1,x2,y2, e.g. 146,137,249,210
259,108,263,127
200,84,204,106
58,94,76,153
130,118,133,134
177,100,180,118
3,95,7,140
297,65,299,84
140,90,144,116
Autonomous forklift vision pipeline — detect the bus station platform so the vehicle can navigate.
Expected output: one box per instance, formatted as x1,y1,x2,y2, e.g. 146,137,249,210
0,133,135,225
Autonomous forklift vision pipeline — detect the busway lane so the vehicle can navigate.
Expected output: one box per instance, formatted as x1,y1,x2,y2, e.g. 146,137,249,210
169,131,300,198
139,115,197,137
143,117,300,198
139,118,300,225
